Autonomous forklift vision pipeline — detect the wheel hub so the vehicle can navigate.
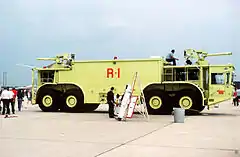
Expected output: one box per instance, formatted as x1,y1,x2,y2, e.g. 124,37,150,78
149,96,162,109
66,95,77,108
42,95,53,107
179,96,193,109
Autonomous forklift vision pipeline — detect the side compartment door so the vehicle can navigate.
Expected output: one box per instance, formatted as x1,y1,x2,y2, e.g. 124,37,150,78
224,71,233,100
208,66,227,105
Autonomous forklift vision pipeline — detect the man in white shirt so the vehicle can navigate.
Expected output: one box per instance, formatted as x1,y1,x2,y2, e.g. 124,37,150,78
1,87,11,115
166,49,179,65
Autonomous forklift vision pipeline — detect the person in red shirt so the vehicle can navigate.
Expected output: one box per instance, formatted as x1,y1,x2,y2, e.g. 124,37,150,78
233,87,239,106
10,88,18,114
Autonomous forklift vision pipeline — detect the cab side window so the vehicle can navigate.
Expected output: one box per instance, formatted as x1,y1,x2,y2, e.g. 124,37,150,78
211,73,224,84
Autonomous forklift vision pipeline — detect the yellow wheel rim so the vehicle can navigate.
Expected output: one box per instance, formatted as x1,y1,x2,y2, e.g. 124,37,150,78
66,95,77,108
42,95,53,107
149,96,162,109
179,96,193,109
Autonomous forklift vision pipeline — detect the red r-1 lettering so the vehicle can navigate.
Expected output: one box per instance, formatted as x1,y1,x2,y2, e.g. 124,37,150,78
117,68,120,78
106,68,121,78
107,68,114,78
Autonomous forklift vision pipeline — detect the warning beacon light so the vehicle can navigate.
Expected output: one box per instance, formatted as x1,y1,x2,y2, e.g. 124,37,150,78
113,56,118,65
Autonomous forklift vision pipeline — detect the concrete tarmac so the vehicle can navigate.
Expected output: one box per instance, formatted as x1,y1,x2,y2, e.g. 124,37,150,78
0,101,239,157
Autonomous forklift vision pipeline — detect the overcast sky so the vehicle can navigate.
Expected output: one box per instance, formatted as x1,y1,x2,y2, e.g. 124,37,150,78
0,0,239,86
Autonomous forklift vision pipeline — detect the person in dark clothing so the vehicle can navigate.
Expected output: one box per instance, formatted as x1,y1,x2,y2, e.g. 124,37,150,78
232,86,239,106
107,87,115,118
17,89,24,111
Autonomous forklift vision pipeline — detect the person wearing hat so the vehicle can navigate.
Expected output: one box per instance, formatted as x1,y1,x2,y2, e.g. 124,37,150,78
166,49,179,65
107,87,115,118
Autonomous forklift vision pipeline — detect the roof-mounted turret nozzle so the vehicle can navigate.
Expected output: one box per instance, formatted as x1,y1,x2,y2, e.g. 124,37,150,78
37,53,76,68
184,49,233,65
205,52,232,57
36,57,56,61
37,53,75,62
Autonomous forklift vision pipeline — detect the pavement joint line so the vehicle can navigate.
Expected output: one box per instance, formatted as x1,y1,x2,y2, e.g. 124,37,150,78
1,136,239,154
94,122,173,157
0,136,123,145
126,143,239,153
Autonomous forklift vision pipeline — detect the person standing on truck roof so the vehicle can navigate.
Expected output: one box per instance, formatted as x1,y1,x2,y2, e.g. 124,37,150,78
166,49,179,65
107,87,115,118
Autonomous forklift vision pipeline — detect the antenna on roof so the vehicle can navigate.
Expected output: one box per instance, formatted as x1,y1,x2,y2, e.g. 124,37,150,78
16,64,36,69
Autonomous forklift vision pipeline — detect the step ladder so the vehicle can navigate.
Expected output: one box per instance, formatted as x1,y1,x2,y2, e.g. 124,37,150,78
123,72,149,121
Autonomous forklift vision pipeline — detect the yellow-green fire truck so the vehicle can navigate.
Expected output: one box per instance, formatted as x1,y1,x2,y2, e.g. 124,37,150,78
31,49,235,114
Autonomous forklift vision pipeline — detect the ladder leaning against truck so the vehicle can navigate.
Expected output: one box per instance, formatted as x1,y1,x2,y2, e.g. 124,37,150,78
30,48,235,114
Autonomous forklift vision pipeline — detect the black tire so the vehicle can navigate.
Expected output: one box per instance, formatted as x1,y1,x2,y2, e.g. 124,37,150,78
37,89,59,112
144,89,172,115
176,90,204,114
61,89,84,112
83,103,99,112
